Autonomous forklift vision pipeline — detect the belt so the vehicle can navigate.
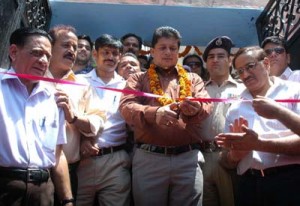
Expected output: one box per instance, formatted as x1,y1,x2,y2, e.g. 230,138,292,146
243,164,300,177
136,143,200,155
0,167,49,183
199,141,221,152
96,144,126,156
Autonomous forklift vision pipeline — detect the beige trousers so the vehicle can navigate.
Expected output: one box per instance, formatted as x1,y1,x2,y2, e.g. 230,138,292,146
202,151,235,206
76,150,131,206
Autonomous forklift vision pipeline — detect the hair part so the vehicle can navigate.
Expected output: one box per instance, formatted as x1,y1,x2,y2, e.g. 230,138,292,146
151,26,181,48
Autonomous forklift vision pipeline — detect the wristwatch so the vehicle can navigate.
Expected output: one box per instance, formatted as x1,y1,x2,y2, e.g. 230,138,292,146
69,114,78,124
61,198,75,205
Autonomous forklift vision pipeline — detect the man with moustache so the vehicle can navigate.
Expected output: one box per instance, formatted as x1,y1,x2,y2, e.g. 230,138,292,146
77,34,131,206
47,25,105,203
121,33,143,56
0,27,73,205
216,46,300,206
73,34,94,74
117,52,141,80
120,26,212,206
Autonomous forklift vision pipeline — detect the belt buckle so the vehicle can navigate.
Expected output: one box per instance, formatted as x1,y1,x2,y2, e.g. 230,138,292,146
27,169,40,182
164,146,176,155
98,148,106,156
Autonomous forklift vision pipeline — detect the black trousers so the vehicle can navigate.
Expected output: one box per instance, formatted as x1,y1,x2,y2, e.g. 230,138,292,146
0,177,54,206
236,166,300,206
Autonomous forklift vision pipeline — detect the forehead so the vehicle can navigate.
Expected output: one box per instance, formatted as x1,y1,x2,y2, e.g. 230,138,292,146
154,37,179,47
263,42,283,49
185,56,200,63
120,56,138,63
25,35,51,50
208,48,228,56
78,39,90,45
124,37,139,43
235,52,257,67
98,46,121,52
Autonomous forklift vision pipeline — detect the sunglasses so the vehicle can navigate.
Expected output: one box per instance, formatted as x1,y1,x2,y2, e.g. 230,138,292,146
186,62,202,68
264,47,285,56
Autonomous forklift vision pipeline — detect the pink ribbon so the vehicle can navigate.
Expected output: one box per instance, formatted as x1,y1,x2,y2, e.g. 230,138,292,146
1,71,300,103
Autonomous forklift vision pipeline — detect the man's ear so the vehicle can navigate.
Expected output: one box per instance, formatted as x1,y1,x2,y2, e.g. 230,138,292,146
287,53,291,65
9,44,18,62
263,57,271,72
92,49,98,59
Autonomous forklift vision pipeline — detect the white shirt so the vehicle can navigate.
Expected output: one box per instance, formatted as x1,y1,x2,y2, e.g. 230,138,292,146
80,70,127,148
280,67,300,82
0,68,67,168
201,76,244,141
45,70,105,163
225,77,300,175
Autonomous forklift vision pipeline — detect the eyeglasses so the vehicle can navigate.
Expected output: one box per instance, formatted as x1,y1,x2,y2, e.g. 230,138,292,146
236,62,258,76
264,47,285,56
186,62,202,68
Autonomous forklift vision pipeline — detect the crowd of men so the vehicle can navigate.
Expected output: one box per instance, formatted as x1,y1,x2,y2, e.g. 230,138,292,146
0,24,300,206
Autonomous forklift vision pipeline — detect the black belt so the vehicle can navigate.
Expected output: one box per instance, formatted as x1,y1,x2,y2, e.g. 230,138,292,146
0,167,49,183
199,141,221,153
136,143,200,155
96,144,126,156
243,164,300,177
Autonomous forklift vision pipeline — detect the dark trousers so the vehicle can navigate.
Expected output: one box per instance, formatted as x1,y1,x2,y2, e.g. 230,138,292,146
0,177,54,206
237,166,300,206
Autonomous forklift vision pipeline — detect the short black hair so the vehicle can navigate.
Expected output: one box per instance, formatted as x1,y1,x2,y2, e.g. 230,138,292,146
78,34,93,49
121,33,143,50
183,54,204,68
94,34,123,51
261,36,287,51
10,27,52,47
151,26,181,48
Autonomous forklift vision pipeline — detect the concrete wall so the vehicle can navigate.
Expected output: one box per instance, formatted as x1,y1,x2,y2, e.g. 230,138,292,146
49,1,262,47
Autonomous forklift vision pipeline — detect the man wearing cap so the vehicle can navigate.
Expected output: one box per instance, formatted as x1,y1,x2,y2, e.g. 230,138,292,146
200,36,244,206
261,36,300,82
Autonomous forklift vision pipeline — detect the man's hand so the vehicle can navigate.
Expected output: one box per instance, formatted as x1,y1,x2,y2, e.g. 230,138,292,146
80,138,99,158
156,103,179,126
216,117,258,151
253,96,281,119
55,89,74,123
179,98,202,117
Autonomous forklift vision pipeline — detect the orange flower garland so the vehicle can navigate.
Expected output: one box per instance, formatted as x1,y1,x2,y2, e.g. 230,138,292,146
148,64,192,106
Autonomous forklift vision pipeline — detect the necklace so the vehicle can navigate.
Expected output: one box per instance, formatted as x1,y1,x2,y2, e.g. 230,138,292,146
148,64,192,105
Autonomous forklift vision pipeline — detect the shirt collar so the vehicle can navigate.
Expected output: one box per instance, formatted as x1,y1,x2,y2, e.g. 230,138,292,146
280,67,293,80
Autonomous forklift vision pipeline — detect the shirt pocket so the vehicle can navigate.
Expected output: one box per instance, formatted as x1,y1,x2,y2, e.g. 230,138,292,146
36,114,59,151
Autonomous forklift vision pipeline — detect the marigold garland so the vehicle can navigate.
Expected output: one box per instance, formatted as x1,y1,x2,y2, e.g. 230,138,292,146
148,64,192,106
